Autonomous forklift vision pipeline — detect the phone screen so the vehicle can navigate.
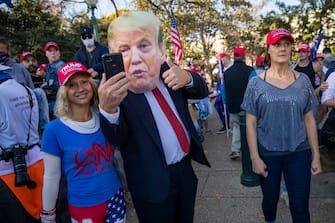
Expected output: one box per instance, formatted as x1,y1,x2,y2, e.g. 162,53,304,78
102,53,125,79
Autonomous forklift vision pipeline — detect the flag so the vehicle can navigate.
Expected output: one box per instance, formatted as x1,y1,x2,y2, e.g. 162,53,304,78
218,54,229,136
216,54,224,94
217,54,226,102
218,55,224,76
170,9,184,65
0,0,14,8
309,30,324,61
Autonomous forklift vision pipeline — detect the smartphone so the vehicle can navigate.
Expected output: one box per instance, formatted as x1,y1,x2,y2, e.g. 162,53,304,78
102,53,125,79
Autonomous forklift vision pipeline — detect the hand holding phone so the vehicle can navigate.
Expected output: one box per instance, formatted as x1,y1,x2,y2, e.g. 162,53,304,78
102,53,125,79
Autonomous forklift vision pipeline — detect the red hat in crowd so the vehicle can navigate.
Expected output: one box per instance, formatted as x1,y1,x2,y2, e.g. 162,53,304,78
19,51,35,63
233,48,245,58
255,56,265,67
38,64,47,72
266,28,294,48
185,65,201,73
44,41,60,52
313,54,324,61
219,53,228,59
58,62,91,86
298,43,310,52
194,66,202,73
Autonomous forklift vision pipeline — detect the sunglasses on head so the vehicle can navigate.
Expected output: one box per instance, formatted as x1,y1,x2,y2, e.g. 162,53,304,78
81,34,93,40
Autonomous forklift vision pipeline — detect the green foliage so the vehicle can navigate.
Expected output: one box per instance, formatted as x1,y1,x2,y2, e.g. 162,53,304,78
130,0,335,83
1,0,334,77
260,0,335,62
0,0,71,63
0,0,106,64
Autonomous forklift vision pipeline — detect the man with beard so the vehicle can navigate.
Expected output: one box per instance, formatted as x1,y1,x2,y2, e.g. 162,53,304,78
19,51,49,134
20,51,44,88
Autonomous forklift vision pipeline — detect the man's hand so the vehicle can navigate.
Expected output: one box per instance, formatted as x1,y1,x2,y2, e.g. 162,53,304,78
87,68,99,78
320,81,329,92
162,60,192,90
98,72,129,114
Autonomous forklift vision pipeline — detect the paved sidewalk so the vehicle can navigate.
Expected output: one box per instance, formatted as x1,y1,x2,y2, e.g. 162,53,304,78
125,111,335,223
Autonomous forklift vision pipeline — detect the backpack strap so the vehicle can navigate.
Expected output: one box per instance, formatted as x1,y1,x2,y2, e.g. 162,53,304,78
0,73,12,84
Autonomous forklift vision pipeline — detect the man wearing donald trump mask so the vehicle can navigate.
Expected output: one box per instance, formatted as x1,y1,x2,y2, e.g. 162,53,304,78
98,11,210,223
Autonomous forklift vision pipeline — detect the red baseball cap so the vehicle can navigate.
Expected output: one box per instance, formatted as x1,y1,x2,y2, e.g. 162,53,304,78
44,41,60,52
219,53,228,59
38,64,47,72
20,51,35,63
233,48,245,58
313,54,324,61
266,28,294,48
58,62,91,86
298,43,310,52
255,56,265,67
194,66,202,73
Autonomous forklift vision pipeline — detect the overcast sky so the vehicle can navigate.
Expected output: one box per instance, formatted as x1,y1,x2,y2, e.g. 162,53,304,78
59,0,300,19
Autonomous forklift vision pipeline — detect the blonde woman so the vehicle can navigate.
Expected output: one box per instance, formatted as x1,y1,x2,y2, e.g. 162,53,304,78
40,62,125,223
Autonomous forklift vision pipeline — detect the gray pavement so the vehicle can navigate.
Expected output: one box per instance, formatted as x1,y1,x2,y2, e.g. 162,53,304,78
125,108,335,223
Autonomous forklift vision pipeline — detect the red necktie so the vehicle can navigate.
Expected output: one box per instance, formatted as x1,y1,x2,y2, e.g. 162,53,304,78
152,87,190,154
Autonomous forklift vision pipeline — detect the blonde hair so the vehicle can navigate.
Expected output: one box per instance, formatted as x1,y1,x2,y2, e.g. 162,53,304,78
107,11,164,52
54,78,99,118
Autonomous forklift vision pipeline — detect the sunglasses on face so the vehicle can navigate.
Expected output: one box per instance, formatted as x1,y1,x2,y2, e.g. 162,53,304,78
81,34,93,40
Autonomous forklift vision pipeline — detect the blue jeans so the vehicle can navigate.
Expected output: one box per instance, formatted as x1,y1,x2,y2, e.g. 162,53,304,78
33,88,49,133
48,99,56,120
260,150,311,223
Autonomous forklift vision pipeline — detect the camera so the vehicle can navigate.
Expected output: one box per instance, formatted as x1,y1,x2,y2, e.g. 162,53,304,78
0,144,36,188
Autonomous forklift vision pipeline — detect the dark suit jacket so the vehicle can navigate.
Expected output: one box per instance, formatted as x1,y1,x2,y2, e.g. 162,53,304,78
100,62,210,203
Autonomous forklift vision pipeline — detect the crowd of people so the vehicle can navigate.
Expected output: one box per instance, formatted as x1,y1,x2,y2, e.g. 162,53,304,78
0,9,334,223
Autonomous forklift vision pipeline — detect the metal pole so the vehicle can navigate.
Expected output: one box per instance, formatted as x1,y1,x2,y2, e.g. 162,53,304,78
239,111,260,187
110,0,119,17
89,5,99,42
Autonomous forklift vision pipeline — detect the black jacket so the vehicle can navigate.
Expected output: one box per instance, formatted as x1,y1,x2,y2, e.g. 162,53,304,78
100,62,210,203
74,42,109,78
224,60,253,114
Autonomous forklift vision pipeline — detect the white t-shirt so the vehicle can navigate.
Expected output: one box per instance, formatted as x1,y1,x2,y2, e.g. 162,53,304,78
321,71,335,103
